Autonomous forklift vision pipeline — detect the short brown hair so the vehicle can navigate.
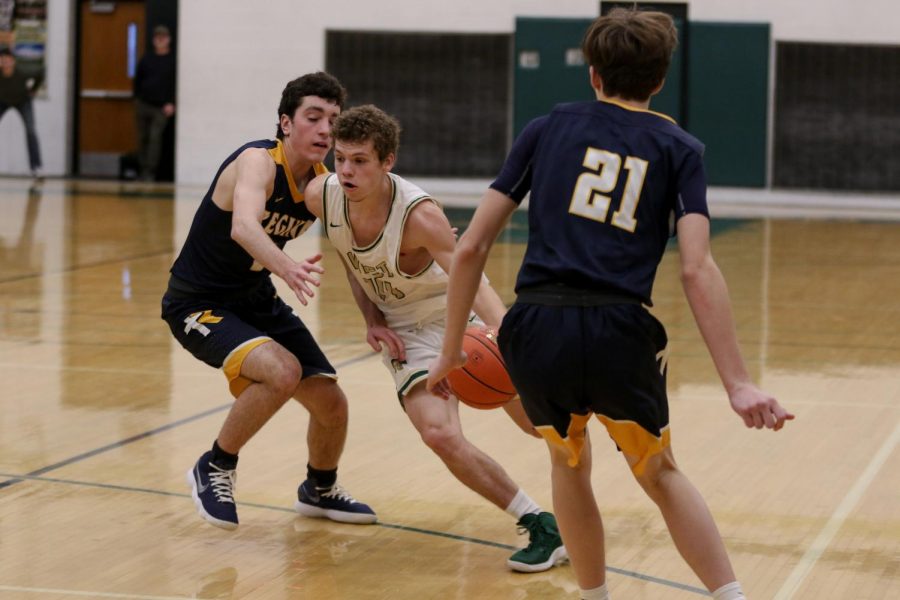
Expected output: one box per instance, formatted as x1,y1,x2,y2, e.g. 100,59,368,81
332,104,401,162
581,8,677,101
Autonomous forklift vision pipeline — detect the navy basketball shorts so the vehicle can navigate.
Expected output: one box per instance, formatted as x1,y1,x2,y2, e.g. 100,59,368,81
161,283,335,398
498,302,670,475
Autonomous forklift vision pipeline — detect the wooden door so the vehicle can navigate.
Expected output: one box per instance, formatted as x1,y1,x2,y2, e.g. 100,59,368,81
77,0,144,177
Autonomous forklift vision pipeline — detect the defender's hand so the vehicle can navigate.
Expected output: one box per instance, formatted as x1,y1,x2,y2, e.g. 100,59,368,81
729,383,795,431
286,253,324,306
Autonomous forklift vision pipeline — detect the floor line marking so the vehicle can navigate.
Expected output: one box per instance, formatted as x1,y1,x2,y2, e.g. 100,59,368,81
773,416,900,599
0,472,707,596
0,352,377,490
0,585,191,599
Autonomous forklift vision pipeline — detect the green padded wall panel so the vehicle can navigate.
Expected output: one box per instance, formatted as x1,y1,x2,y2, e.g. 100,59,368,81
687,22,770,187
513,18,770,187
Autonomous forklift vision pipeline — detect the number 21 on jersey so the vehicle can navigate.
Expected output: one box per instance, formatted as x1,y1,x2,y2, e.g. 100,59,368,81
568,147,648,233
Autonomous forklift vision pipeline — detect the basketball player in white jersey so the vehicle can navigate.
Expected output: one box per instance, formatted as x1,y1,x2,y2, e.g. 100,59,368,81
302,105,567,573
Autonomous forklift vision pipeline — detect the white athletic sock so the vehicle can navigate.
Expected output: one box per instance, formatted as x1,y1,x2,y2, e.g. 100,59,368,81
504,488,541,519
580,583,609,600
712,581,745,600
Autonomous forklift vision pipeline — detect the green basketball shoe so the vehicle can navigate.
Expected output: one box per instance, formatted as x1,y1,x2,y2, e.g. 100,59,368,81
507,511,568,572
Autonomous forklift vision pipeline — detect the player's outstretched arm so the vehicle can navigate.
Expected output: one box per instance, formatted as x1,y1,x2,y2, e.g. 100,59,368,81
472,277,507,330
677,214,795,430
232,152,323,305
427,189,517,394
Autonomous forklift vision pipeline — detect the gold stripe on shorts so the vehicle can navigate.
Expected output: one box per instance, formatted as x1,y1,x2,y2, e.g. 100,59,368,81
222,337,272,398
536,413,593,467
597,414,670,476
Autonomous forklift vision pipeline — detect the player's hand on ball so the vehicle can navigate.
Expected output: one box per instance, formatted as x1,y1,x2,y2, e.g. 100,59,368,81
427,351,466,400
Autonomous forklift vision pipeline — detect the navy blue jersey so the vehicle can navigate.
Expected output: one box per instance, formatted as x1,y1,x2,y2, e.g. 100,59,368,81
170,139,327,293
492,100,708,305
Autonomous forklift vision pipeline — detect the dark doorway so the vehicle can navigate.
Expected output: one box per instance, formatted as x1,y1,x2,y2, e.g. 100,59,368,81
74,0,177,180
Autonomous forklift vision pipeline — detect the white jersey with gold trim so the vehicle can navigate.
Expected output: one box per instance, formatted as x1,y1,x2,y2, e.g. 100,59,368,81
322,173,448,329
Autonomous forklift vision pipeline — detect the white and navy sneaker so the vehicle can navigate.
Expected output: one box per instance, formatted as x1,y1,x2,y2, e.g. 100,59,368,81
294,480,376,524
186,451,238,530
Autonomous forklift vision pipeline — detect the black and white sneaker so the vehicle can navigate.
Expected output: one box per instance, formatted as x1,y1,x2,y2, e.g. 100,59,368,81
294,480,376,524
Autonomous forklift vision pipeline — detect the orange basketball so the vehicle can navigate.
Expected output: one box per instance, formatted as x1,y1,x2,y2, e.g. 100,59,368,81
446,325,516,409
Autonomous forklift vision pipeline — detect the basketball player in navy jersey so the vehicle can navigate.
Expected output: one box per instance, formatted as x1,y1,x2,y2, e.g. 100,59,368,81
428,9,793,600
161,72,375,530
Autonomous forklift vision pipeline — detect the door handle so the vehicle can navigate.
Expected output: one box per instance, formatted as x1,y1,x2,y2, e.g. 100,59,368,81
81,89,134,99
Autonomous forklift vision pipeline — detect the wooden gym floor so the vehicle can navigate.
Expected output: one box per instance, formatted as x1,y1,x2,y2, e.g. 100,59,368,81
0,177,898,599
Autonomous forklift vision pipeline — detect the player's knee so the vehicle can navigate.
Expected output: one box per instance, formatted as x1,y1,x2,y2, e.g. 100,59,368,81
318,383,349,426
299,377,349,427
420,423,464,458
633,451,679,499
267,355,302,398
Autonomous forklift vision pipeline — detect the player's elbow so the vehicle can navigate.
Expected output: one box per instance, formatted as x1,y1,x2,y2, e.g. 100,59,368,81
230,216,254,244
680,250,715,283
456,231,490,263
680,255,722,299
680,257,711,297
229,223,243,243
680,262,702,287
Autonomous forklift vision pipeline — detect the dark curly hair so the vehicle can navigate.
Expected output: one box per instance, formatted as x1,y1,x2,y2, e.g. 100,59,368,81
276,72,347,139
331,104,401,161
